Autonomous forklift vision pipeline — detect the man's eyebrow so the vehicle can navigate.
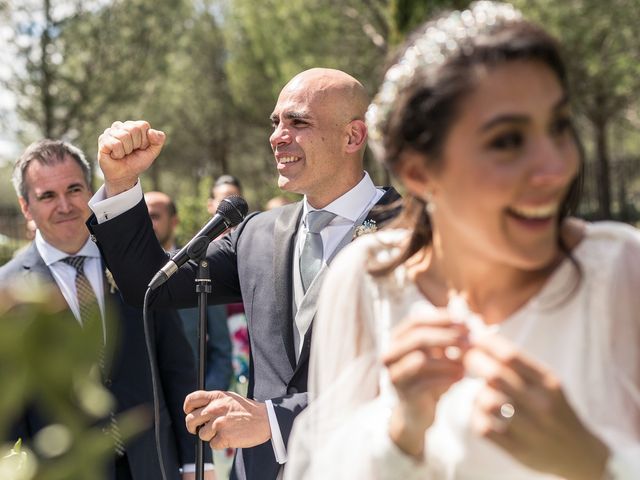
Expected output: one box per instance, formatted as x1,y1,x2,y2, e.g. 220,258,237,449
35,189,54,199
269,111,312,122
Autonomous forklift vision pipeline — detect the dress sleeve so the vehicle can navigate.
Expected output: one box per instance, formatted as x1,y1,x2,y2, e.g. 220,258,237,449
285,235,431,480
602,228,640,478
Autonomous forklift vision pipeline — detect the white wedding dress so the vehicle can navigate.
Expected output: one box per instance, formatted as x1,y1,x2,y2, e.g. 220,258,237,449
285,222,640,479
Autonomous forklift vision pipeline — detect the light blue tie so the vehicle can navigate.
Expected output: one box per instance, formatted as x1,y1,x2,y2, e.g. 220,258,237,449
299,210,336,292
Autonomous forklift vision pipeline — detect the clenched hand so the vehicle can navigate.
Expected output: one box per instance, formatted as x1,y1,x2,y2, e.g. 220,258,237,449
97,120,166,197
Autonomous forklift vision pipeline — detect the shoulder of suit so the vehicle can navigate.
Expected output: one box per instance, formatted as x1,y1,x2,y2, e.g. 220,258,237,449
241,202,301,226
0,245,34,279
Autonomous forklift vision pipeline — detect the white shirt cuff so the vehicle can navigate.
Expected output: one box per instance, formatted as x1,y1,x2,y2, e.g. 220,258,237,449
88,181,143,223
181,463,215,473
265,399,287,464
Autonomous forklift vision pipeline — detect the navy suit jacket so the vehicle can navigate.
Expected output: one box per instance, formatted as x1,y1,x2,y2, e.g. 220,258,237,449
87,187,400,480
0,242,201,480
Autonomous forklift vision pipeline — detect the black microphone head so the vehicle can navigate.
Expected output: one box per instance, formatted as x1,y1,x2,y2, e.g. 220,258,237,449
218,195,248,226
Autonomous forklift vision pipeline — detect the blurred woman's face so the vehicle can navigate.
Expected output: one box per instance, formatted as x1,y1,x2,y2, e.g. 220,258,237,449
403,60,580,271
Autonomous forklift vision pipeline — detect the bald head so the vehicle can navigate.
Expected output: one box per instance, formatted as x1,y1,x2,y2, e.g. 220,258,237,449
282,68,369,126
144,191,178,250
269,68,371,208
145,191,174,210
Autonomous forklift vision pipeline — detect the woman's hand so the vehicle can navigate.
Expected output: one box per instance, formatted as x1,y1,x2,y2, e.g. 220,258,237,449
465,333,610,480
383,309,469,458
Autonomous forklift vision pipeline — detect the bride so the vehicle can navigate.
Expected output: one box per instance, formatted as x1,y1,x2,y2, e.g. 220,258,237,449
285,2,640,479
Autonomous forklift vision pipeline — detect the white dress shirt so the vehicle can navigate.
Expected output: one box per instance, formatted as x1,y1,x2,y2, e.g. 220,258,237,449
292,171,383,356
35,231,106,340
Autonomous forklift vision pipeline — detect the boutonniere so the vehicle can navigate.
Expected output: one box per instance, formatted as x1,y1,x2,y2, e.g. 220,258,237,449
105,268,118,294
353,219,377,239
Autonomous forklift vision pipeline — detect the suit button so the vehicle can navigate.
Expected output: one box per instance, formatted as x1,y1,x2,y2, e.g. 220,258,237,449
104,378,112,387
288,386,298,394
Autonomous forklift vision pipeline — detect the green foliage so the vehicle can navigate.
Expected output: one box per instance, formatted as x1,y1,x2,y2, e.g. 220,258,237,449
389,0,471,43
513,0,640,123
0,285,149,480
4,0,190,186
224,0,390,110
512,0,640,218
1,0,638,220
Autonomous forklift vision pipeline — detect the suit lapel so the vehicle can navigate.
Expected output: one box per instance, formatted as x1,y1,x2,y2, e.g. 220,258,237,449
363,186,402,226
17,243,74,325
273,202,304,370
20,243,55,280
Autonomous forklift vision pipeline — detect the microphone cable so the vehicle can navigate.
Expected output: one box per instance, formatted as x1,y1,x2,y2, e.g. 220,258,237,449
143,286,169,480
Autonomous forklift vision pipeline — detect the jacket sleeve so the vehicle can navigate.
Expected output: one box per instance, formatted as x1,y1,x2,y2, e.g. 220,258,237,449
87,197,255,309
270,392,308,451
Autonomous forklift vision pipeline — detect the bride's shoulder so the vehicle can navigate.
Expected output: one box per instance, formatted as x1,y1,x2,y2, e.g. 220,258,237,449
569,219,640,259
564,219,640,287
325,229,411,295
339,228,409,266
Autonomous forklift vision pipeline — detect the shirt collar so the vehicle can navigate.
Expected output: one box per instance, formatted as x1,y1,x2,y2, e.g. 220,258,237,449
35,230,102,267
302,171,376,223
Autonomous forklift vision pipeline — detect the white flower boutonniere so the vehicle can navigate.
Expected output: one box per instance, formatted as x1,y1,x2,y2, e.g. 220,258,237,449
105,269,118,294
353,219,377,239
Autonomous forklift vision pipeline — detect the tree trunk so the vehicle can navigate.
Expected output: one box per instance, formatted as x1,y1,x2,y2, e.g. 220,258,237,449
594,118,612,219
148,164,160,191
41,0,54,138
617,161,627,222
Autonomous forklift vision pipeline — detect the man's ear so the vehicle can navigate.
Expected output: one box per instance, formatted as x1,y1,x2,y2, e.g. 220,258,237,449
18,196,32,222
396,151,433,201
344,120,367,154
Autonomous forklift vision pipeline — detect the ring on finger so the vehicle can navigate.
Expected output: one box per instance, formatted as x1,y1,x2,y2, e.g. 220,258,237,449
499,402,515,420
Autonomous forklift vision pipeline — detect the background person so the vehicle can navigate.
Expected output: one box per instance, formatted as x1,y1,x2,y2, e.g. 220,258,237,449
207,175,243,216
86,67,400,480
286,3,640,479
0,140,212,480
264,196,293,211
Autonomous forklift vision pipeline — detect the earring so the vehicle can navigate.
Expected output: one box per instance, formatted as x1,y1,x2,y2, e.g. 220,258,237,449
425,192,436,214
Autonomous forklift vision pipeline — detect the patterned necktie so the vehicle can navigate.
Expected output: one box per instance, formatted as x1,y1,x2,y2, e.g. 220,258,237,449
61,256,101,333
61,256,125,456
299,210,336,292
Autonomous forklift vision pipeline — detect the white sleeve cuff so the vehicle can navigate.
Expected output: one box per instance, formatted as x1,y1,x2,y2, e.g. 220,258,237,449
370,401,429,480
88,181,143,223
181,463,215,473
265,399,288,464
603,443,640,479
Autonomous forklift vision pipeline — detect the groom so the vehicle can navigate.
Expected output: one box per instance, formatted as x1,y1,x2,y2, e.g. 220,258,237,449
87,68,400,480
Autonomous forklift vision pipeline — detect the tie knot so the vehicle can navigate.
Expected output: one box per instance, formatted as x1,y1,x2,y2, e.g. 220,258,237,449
305,210,336,234
61,255,87,272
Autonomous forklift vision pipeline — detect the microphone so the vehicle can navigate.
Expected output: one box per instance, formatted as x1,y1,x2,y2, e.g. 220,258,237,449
148,195,248,290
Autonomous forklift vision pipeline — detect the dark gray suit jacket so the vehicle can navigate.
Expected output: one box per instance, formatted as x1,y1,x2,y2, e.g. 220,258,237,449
87,187,400,480
0,242,200,480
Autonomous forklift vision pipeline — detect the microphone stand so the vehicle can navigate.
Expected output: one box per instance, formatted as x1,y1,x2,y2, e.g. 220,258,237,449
188,238,211,480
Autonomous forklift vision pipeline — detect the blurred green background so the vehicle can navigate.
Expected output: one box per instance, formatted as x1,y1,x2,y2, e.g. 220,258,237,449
0,0,639,264
0,285,149,480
